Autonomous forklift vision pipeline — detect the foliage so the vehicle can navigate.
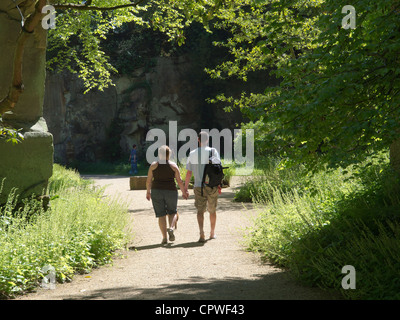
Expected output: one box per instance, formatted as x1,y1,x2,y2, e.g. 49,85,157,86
233,157,308,202
46,0,228,92
0,118,24,145
73,160,148,176
0,164,130,299
206,0,400,170
245,153,400,299
47,1,147,92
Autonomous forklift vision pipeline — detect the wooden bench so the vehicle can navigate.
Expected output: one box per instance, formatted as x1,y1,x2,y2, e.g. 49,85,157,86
129,176,147,190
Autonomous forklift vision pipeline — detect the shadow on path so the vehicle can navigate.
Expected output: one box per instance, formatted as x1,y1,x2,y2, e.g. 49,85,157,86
130,240,206,251
17,175,342,301
62,271,337,300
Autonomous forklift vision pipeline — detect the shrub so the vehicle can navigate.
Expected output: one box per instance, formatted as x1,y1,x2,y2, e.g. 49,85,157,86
245,152,400,299
234,157,308,202
0,165,130,299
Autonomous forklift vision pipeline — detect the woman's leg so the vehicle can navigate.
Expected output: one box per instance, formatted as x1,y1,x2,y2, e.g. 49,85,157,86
165,190,178,241
158,216,168,243
151,189,168,243
169,213,178,229
167,213,176,241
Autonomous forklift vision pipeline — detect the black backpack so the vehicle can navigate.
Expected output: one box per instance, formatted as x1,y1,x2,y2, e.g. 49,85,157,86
201,149,228,196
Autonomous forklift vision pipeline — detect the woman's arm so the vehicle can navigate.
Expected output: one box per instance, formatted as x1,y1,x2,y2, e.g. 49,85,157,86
170,163,189,199
146,162,157,200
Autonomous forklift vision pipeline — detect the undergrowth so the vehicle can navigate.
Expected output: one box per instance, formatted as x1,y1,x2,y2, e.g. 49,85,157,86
0,164,131,299
244,153,400,299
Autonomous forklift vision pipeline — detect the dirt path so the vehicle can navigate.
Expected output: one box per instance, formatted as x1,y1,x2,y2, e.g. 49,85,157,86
18,176,338,300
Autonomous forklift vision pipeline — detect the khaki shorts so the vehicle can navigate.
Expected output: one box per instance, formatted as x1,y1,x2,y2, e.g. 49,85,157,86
194,186,219,214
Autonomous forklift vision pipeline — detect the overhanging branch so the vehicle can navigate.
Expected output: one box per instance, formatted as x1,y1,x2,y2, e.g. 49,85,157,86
0,0,148,116
53,0,147,11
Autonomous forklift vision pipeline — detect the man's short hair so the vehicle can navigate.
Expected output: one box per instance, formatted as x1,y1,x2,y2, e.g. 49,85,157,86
198,131,209,144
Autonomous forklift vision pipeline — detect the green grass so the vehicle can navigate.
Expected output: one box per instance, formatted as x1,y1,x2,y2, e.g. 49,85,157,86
72,160,149,176
233,157,309,202
0,164,131,299
244,152,400,299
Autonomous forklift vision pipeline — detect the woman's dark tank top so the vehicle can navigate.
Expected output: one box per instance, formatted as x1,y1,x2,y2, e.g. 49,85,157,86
151,162,176,190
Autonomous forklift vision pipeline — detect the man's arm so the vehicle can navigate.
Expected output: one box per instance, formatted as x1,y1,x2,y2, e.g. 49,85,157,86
212,147,221,161
184,170,192,191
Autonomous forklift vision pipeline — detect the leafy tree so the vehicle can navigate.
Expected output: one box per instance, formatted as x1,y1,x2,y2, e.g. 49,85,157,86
0,0,226,121
207,0,400,171
3,0,398,173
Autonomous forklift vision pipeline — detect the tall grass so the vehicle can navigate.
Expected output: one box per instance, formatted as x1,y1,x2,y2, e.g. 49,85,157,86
233,157,309,202
244,153,400,299
0,164,130,299
72,160,148,176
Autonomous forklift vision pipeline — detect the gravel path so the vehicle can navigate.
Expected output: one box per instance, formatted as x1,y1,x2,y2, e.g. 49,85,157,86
18,176,338,300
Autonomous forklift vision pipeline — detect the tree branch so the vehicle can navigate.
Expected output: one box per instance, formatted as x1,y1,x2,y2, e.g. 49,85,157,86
0,0,47,116
53,0,147,12
0,0,149,117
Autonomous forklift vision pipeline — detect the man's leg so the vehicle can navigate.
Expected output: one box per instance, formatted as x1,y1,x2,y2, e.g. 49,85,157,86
194,187,207,242
209,211,217,239
207,186,219,239
197,210,205,241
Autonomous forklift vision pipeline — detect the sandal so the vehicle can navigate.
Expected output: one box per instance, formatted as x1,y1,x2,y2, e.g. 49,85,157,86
198,232,206,243
167,228,175,241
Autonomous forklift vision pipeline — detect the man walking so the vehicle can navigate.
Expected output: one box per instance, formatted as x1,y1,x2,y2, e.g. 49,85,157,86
129,144,138,175
185,131,220,242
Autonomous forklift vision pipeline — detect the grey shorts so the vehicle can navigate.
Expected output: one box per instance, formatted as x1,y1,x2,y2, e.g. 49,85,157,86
151,189,178,218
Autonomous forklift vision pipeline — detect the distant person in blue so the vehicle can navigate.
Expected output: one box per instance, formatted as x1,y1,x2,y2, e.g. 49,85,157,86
129,144,138,175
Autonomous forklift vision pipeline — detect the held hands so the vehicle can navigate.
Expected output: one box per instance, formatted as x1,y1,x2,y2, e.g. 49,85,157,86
182,189,189,200
148,190,188,200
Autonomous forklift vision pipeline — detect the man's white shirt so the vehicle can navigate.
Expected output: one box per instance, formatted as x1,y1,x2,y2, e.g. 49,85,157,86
186,146,220,187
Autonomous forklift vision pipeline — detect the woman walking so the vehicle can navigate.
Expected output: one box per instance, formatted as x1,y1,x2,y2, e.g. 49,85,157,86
146,145,188,244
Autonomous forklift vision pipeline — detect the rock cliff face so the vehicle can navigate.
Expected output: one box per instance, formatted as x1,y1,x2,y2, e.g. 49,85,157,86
43,55,243,164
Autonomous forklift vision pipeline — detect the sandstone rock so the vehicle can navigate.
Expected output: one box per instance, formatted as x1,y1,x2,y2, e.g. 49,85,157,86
43,55,244,165
0,8,53,204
